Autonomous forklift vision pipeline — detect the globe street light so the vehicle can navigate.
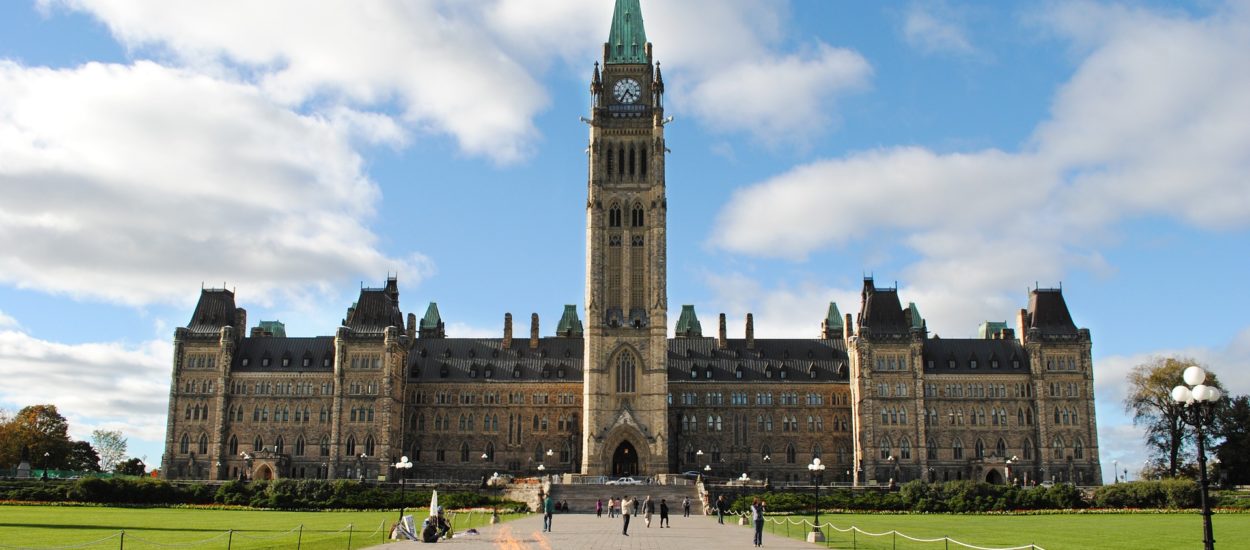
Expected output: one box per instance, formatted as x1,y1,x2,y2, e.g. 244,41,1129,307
806,457,826,543
394,456,413,522
42,452,50,480
1172,365,1223,550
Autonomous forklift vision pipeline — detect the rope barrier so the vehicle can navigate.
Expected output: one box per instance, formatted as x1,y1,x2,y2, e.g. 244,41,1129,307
229,525,303,541
121,531,231,547
0,533,121,550
745,513,1044,550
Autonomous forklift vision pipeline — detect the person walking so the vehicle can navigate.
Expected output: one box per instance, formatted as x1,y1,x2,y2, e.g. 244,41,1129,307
621,495,634,535
542,493,554,532
633,496,640,516
751,497,766,547
682,496,691,517
643,496,654,527
659,498,670,527
596,498,603,518
716,495,726,524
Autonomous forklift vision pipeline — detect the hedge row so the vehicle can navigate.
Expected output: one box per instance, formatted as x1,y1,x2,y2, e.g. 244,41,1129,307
0,477,525,511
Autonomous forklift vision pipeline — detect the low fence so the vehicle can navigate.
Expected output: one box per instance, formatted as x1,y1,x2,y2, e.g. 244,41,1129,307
742,513,1046,550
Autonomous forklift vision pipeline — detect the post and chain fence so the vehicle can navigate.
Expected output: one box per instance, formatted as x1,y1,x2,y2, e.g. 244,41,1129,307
737,511,1046,550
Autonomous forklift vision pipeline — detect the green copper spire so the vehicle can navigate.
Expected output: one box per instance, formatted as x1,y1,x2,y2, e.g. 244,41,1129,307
420,302,442,330
556,305,584,337
908,302,925,329
606,0,648,64
675,305,702,338
825,302,843,330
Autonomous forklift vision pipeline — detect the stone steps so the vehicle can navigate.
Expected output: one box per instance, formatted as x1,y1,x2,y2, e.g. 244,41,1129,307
547,484,703,516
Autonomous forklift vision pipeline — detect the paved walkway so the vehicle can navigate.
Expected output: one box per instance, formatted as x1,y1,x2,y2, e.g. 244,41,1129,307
368,512,819,549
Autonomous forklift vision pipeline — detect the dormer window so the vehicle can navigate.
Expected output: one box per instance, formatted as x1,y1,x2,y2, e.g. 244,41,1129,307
485,366,494,379
282,358,290,367
705,367,713,379
765,366,774,379
513,366,522,379
779,366,788,379
970,360,978,369
469,367,478,379
261,358,270,367
439,365,449,378
302,358,311,367
735,365,744,379
991,360,999,369
323,358,331,367
557,367,566,379
948,360,956,369
690,367,698,379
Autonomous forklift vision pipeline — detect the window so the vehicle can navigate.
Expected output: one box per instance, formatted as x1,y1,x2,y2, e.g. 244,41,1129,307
320,437,330,457
198,433,208,454
228,435,238,455
1074,438,1085,459
879,437,892,460
179,433,189,454
345,436,356,457
616,349,637,393
953,439,964,460
927,439,937,460
275,435,285,455
631,204,644,227
900,437,911,460
995,439,1007,457
1023,438,1034,460
786,444,796,464
295,436,305,456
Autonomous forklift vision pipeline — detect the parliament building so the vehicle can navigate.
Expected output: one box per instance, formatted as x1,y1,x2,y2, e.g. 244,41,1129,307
161,0,1102,487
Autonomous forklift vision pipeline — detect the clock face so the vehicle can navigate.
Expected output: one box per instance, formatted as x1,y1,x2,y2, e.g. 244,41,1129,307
613,78,642,104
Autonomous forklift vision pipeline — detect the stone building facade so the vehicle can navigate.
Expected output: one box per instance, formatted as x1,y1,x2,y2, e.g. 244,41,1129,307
161,0,1101,486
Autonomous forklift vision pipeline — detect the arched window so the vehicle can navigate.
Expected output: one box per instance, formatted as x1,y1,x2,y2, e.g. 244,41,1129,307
228,435,238,455
927,438,937,459
995,438,1007,457
295,436,305,456
900,408,908,425
640,145,648,177
631,204,644,227
198,433,208,454
179,433,190,454
320,437,330,457
609,203,622,228
275,435,285,455
345,436,356,457
785,443,796,464
975,438,985,459
900,437,912,460
1023,438,1034,460
606,148,615,178
952,438,964,459
879,436,892,460
812,444,822,459
1074,437,1085,459
1052,436,1065,459
484,442,495,462
616,349,637,393
365,435,376,457
760,445,772,461
460,442,470,462
254,435,264,452
418,414,426,431
628,145,636,178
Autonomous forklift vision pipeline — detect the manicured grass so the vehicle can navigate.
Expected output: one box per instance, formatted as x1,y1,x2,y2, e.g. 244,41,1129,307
749,512,1250,550
0,505,526,549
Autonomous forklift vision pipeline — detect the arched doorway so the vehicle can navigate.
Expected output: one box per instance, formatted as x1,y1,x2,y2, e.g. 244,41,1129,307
255,464,274,481
985,468,1003,484
612,441,638,477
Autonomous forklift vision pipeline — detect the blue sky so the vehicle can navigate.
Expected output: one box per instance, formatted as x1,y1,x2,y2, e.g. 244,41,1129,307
2,1,1248,481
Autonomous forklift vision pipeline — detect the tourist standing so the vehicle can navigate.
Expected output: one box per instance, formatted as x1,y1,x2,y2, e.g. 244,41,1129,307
643,495,654,527
716,495,726,524
621,495,634,535
751,497,766,547
659,498,670,527
542,494,554,532
609,497,617,518
682,496,691,517
596,498,603,517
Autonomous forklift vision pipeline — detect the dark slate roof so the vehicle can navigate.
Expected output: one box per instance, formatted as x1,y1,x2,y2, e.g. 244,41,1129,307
921,338,1031,374
187,288,237,334
858,279,910,335
344,278,404,334
668,338,850,382
1027,289,1078,335
408,338,584,382
232,337,336,371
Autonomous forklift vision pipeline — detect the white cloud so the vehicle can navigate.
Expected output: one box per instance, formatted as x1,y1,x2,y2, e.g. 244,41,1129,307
903,2,975,55
0,60,427,307
713,3,1250,334
0,329,172,442
0,310,17,328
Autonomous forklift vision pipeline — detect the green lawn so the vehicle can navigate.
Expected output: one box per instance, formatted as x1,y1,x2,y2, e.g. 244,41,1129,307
749,512,1250,550
0,505,525,549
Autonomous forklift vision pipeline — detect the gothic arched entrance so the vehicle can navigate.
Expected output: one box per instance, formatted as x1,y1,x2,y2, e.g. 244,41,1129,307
985,468,1003,485
612,441,639,477
255,464,274,481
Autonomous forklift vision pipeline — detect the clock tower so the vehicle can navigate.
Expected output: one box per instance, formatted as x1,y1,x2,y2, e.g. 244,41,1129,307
582,0,670,476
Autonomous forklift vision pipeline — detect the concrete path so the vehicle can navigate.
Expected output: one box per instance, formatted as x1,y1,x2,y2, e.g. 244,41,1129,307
368,512,819,549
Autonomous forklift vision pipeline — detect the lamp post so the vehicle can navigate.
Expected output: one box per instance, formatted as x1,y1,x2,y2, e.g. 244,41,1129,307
806,457,826,543
1172,365,1223,550
887,455,897,489
394,456,413,522
1006,455,1018,486
214,461,221,481
358,453,367,482
240,452,252,481
321,462,328,480
1113,460,1118,483
42,452,50,480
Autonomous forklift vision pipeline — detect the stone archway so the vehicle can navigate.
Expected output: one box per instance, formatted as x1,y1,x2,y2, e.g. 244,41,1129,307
255,464,274,481
612,441,639,477
985,468,1004,484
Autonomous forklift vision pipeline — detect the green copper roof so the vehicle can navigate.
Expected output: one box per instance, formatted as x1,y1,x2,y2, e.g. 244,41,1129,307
420,302,442,330
675,305,702,337
257,320,286,337
825,302,843,329
908,302,925,329
556,305,584,337
978,321,1008,339
606,0,648,64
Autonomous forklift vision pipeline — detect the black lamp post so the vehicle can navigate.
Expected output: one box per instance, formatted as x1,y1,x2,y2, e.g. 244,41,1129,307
358,453,367,482
394,455,413,522
1172,365,1224,550
240,452,252,481
41,452,50,480
806,457,826,543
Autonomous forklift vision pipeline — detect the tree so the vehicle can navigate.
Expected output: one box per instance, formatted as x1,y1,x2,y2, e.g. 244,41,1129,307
1214,394,1250,485
115,457,146,476
91,429,128,472
66,441,102,472
0,404,73,468
1124,357,1224,477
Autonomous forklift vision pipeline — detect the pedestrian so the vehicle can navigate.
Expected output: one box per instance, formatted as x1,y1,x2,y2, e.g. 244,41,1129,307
751,497,766,547
596,498,603,518
682,496,691,517
633,496,640,516
716,495,726,524
621,495,634,535
643,495,654,527
659,498,670,527
542,493,554,532
609,497,616,518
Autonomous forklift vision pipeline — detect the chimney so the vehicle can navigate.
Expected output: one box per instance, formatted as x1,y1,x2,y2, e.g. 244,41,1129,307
503,313,513,349
844,313,854,339
745,313,755,350
530,313,540,349
406,313,417,340
718,313,727,349
1016,308,1029,344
